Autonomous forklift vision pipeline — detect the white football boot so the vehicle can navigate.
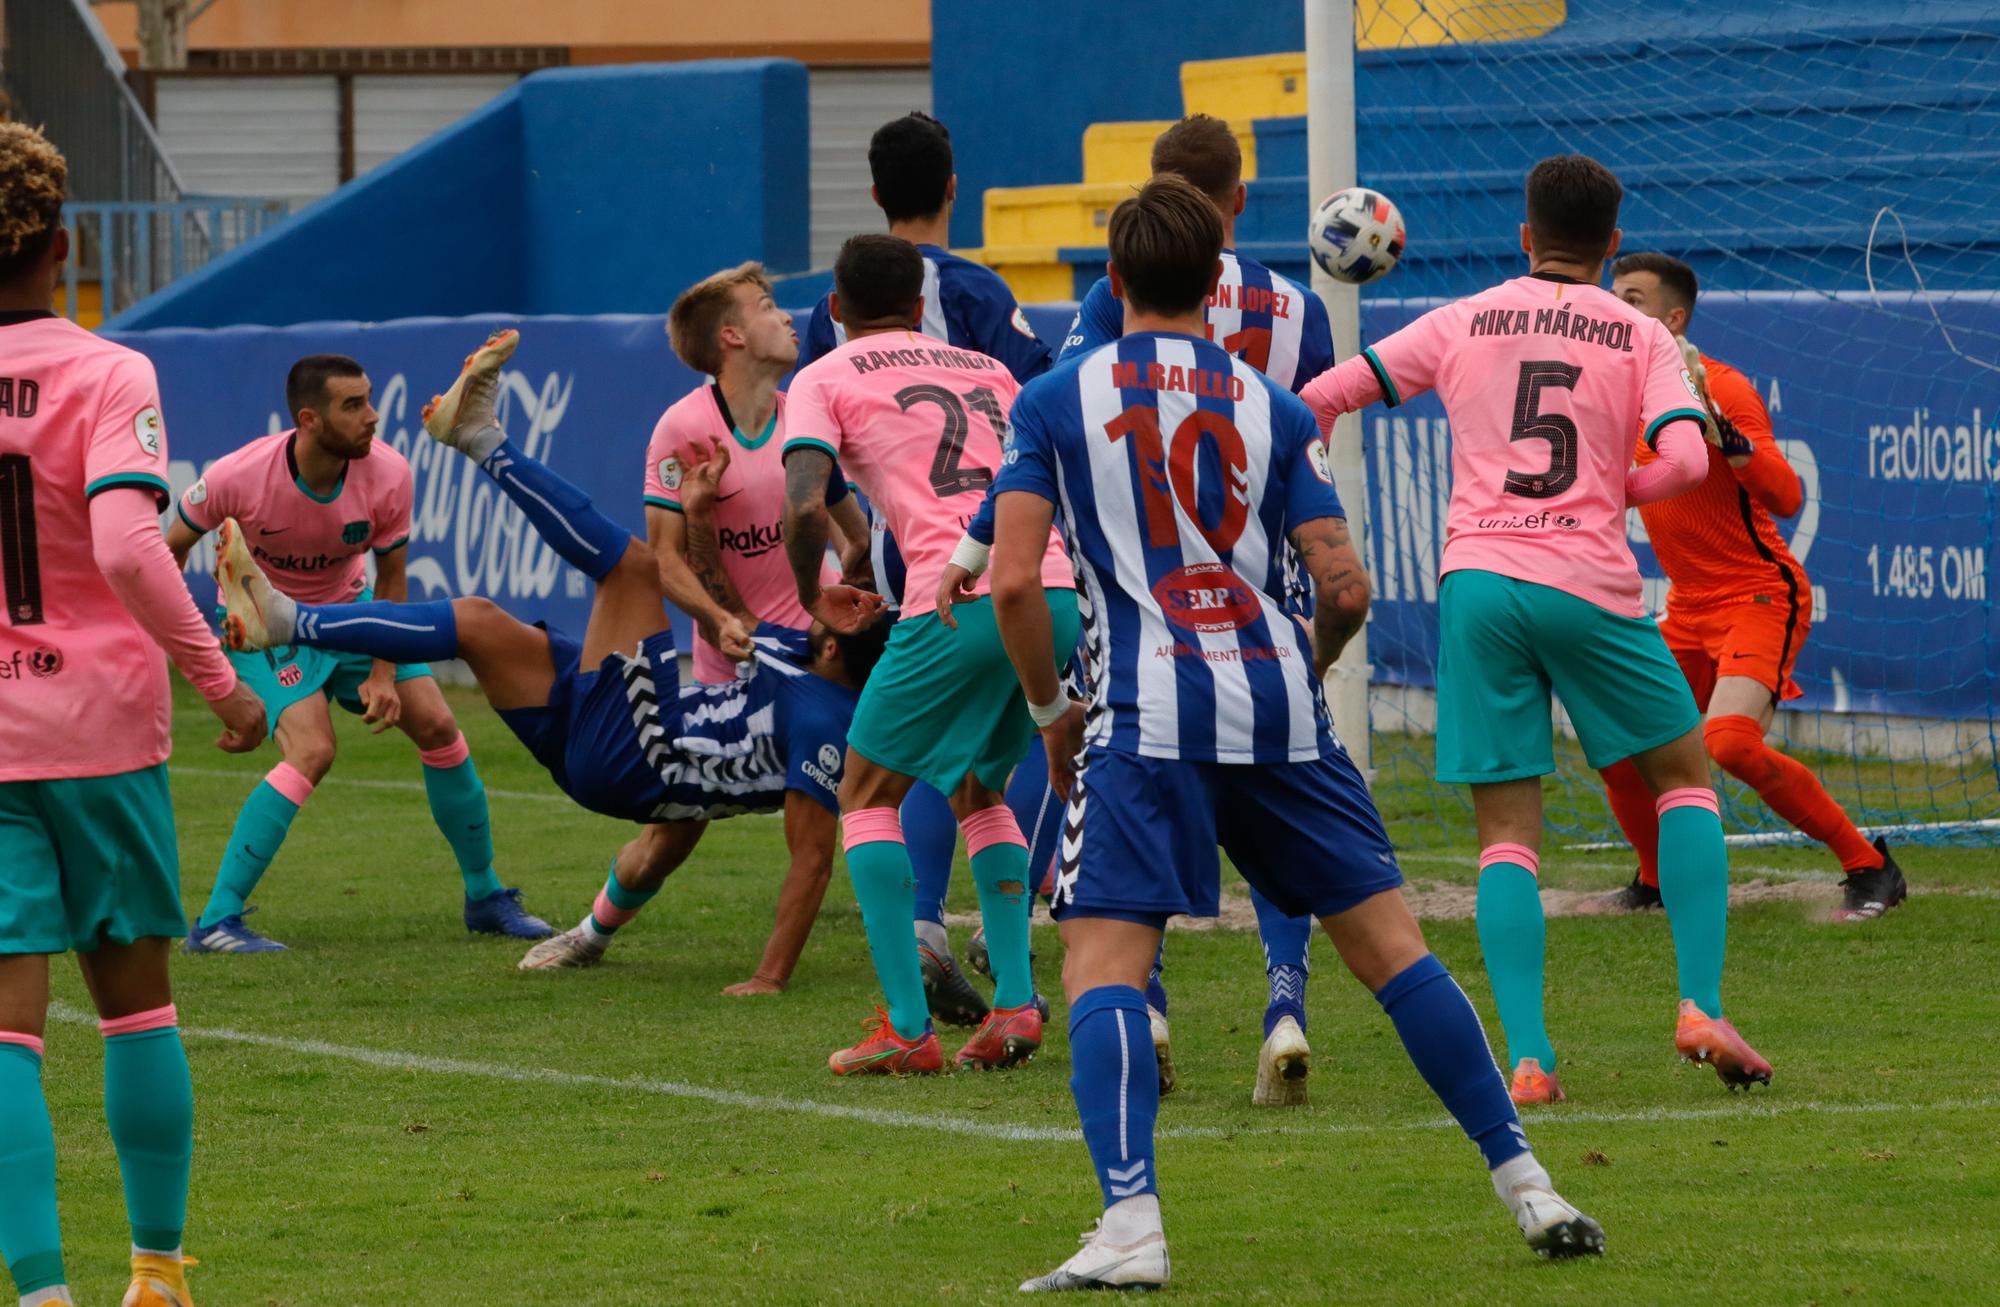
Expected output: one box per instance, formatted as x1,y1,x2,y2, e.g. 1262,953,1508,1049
421,327,518,455
1148,1005,1176,1097
518,925,608,971
1020,1223,1169,1293
1251,1014,1311,1107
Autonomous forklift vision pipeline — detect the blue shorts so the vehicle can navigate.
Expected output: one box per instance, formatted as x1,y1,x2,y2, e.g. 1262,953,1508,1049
1049,745,1404,927
495,624,674,823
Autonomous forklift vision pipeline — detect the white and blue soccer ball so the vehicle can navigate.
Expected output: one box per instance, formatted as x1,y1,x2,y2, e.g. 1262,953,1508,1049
1308,187,1407,285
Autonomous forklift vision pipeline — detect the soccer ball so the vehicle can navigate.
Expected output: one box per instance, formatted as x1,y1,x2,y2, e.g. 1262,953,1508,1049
1308,187,1406,285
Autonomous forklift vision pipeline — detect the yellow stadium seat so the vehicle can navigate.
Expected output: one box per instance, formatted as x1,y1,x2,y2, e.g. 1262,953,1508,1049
1180,52,1306,121
983,181,1139,248
959,246,1076,303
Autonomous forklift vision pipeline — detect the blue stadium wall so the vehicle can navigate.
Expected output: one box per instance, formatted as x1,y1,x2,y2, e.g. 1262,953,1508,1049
112,61,809,330
113,295,1998,724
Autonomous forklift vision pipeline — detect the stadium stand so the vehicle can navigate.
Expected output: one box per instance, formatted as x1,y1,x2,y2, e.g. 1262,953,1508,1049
951,1,2000,300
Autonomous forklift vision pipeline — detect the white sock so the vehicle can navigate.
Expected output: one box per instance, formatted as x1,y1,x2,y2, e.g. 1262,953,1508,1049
463,422,507,464
264,586,298,644
1490,1151,1554,1212
22,1287,75,1306
1098,1194,1163,1244
914,919,950,958
579,914,614,946
132,1244,183,1260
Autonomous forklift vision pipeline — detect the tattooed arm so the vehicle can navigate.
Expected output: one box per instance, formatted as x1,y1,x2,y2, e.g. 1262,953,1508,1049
1289,516,1372,679
645,439,752,660
782,448,885,634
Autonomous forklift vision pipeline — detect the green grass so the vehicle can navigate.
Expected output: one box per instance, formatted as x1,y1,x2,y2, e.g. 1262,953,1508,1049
31,685,2000,1304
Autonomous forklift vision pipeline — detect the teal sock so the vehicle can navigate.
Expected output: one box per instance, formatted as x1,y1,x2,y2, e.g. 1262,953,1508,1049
845,839,931,1040
968,839,1034,1010
0,1043,65,1294
104,1027,192,1255
1658,802,1729,1019
1475,860,1555,1072
588,865,658,937
199,777,304,929
421,752,503,901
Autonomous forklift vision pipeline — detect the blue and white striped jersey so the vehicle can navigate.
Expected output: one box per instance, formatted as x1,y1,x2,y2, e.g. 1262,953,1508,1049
617,629,857,821
1061,250,1334,394
992,332,1345,764
802,244,1053,385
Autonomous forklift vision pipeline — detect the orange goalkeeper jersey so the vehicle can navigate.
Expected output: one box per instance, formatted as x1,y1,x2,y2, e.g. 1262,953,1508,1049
1633,354,1807,613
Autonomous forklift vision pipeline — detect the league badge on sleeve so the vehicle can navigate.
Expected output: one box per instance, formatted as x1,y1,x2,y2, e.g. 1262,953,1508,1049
133,406,163,456
1011,307,1039,339
660,457,684,492
186,477,209,505
1308,441,1337,485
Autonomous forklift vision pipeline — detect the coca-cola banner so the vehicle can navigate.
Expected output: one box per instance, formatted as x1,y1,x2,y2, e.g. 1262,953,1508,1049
111,314,708,647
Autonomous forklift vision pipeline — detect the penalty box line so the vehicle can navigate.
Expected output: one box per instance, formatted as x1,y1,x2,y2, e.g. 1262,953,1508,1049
47,1004,2000,1145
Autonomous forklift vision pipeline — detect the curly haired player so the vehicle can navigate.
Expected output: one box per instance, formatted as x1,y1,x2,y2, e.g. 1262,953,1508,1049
0,121,268,1307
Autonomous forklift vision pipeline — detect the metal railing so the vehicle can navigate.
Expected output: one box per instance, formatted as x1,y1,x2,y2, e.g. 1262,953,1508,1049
59,198,290,322
2,0,187,204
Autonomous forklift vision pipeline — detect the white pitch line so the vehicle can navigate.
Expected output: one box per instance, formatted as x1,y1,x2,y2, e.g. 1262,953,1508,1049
44,1005,2000,1145
170,765,578,806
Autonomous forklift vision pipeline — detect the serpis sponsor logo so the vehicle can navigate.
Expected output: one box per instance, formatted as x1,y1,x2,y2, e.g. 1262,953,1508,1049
1151,562,1261,633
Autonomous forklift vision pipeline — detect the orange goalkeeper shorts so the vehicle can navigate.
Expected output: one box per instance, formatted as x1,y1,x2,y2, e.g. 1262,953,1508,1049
1658,596,1807,709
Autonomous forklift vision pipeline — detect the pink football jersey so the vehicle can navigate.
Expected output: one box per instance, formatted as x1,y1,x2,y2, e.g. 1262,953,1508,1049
179,431,413,606
1305,274,1707,617
0,317,180,779
644,385,835,683
783,331,1071,619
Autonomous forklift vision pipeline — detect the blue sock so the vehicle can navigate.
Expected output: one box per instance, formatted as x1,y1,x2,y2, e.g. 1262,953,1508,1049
294,599,459,664
902,784,957,927
1005,737,1061,900
1069,986,1158,1207
1145,944,1168,1016
1375,954,1530,1171
480,439,631,582
1250,885,1311,1036
0,1042,65,1295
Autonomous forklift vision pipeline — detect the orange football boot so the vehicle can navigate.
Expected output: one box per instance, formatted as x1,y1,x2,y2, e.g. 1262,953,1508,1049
828,1007,945,1076
1508,1057,1566,1105
955,1002,1044,1070
1674,999,1773,1090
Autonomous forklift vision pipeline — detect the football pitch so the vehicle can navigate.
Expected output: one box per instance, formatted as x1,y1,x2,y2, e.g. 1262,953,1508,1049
37,685,2000,1305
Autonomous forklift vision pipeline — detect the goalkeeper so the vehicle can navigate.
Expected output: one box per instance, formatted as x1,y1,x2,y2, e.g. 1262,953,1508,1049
1592,253,1907,923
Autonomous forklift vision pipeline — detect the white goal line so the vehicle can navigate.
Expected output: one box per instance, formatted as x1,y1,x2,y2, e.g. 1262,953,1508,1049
45,1004,2000,1145
1567,817,2000,852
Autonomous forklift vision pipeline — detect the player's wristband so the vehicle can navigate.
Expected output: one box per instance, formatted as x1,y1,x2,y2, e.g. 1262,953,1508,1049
948,535,991,579
1028,694,1071,729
